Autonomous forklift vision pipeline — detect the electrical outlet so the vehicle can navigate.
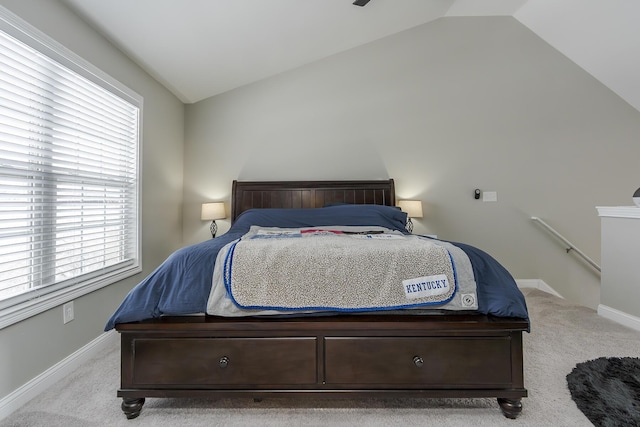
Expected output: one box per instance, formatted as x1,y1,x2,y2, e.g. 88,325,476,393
63,301,74,324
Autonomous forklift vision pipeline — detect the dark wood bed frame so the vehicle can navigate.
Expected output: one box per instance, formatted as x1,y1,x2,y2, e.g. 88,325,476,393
116,179,528,419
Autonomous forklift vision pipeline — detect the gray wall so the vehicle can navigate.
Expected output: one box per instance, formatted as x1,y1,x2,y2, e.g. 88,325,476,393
184,17,640,310
0,0,184,400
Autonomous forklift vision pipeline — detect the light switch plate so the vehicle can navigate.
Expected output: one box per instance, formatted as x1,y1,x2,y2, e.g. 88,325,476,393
482,191,497,202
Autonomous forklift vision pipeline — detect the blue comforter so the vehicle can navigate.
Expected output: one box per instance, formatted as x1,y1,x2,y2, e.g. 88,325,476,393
105,204,528,330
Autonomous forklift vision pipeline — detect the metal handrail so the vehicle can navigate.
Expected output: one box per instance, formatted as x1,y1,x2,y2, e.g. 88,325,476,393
531,216,601,273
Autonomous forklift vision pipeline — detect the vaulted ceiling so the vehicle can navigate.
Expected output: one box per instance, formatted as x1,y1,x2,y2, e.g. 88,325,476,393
61,0,640,112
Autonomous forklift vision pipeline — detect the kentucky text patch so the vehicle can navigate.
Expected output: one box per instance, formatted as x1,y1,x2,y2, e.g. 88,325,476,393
402,274,450,299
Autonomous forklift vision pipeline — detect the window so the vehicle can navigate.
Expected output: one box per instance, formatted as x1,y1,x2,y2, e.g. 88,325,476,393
0,7,141,328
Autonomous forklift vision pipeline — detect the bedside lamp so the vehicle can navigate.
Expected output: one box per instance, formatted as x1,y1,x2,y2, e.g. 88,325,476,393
397,200,423,233
201,202,226,238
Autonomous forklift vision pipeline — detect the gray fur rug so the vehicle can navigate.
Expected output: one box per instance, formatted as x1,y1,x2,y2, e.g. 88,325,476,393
566,357,640,427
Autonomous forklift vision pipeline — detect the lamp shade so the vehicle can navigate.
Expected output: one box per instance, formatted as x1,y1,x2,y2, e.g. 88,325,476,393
201,202,226,220
397,200,423,218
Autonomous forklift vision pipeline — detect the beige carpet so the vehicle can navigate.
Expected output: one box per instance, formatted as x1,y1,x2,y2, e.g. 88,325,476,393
2,288,640,427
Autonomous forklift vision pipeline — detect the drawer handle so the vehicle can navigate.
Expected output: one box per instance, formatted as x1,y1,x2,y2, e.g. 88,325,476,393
413,355,424,368
218,356,229,368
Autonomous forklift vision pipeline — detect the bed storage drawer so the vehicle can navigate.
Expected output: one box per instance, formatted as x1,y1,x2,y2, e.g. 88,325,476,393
128,337,317,387
324,337,513,387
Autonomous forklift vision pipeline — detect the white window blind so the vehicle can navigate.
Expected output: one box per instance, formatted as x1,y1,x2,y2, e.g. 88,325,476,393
0,8,141,325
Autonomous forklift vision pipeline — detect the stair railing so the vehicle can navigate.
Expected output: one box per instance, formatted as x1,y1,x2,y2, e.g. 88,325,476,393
531,216,601,273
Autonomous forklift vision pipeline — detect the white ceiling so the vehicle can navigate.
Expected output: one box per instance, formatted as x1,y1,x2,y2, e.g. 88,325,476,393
61,0,640,112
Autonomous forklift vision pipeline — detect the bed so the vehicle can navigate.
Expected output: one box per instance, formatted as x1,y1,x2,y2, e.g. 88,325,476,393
111,179,529,419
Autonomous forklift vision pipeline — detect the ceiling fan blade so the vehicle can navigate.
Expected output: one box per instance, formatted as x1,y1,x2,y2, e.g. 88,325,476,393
353,0,371,6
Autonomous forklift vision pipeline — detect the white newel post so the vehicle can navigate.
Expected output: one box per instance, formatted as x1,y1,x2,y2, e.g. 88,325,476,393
596,206,640,331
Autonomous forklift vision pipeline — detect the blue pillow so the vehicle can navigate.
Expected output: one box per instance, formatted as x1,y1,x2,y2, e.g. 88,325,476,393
231,205,407,234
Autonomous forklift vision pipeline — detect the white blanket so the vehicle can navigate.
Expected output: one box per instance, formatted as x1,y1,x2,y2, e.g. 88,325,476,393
207,226,478,315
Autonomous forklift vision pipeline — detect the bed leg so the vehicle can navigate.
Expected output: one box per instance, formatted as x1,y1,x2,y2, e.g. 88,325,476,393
497,398,522,419
121,397,145,419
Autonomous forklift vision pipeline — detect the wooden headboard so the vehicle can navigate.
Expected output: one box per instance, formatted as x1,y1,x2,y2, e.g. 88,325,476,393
231,179,396,222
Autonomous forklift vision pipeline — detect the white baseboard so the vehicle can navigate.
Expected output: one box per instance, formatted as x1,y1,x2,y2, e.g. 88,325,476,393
598,304,640,332
516,279,564,299
0,329,118,421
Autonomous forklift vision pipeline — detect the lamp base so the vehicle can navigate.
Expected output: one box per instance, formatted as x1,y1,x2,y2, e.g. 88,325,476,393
405,218,414,233
210,220,218,238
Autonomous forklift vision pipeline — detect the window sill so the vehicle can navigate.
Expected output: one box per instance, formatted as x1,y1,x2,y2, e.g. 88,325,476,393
0,265,141,330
